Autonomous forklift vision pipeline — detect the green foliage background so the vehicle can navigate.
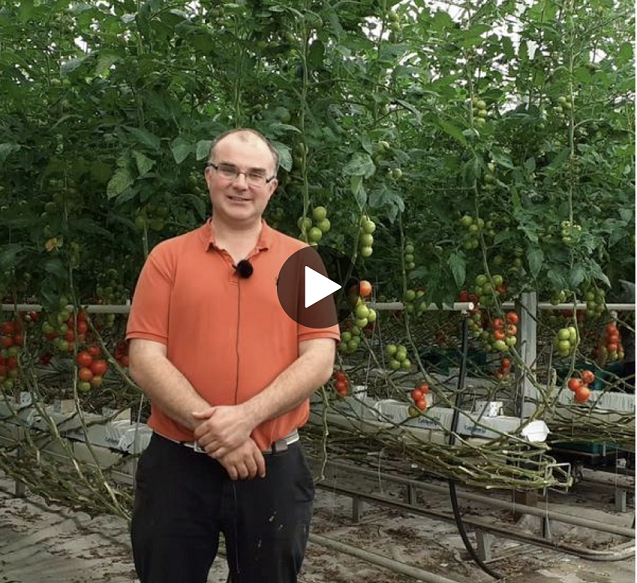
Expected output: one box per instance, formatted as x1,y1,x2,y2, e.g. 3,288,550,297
0,0,634,308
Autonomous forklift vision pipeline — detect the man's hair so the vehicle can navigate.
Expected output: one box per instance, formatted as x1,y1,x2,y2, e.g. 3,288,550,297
208,128,280,175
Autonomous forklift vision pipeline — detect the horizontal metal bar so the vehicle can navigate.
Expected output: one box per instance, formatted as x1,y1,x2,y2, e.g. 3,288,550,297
370,302,475,312
1,304,131,314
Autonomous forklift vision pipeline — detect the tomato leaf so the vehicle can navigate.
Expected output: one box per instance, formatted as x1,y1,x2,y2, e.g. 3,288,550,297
568,264,587,289
342,152,375,178
196,140,213,161
170,137,191,164
527,247,543,278
106,167,134,199
448,252,466,288
0,143,21,162
272,141,292,172
133,151,154,176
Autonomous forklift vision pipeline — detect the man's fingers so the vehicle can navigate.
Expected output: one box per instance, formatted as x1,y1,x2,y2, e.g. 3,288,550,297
236,462,249,480
192,407,216,419
245,456,258,479
255,451,266,478
226,463,238,481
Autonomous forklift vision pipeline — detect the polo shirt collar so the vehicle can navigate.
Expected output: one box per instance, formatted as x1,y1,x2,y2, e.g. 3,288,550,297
200,218,274,252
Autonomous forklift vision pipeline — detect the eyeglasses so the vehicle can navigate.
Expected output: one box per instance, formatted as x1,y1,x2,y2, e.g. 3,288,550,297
207,162,276,187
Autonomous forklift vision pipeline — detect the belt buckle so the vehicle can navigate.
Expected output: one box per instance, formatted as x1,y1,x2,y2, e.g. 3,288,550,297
271,438,288,454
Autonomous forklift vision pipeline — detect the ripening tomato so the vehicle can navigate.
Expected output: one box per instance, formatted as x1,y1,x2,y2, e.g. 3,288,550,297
78,367,94,382
581,370,595,385
501,358,511,369
118,355,129,367
89,375,103,389
506,312,519,325
77,351,93,368
567,378,582,392
359,280,373,298
63,330,75,342
12,334,24,346
607,343,619,353
458,290,469,302
411,389,423,402
6,357,18,370
90,359,108,376
506,324,517,337
492,318,504,330
77,321,89,335
493,330,506,341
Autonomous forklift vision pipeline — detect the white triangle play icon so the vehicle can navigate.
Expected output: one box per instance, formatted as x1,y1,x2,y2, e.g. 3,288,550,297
305,266,342,308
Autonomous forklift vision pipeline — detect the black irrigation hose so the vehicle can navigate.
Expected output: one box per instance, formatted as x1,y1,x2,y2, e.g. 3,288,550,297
448,314,502,580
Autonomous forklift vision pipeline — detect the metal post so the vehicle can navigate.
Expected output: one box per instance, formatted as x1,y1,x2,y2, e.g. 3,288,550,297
14,447,26,498
352,497,364,523
519,292,538,418
615,489,628,513
475,530,493,562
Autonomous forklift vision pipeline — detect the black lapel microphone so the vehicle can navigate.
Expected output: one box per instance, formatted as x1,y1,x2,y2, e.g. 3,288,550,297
234,259,254,279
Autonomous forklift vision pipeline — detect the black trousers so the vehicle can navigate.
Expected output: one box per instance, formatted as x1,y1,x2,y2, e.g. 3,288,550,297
131,433,315,583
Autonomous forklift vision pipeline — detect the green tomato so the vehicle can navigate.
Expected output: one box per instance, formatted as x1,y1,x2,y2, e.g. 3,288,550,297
312,206,327,221
308,227,323,243
359,246,373,258
316,218,331,233
385,344,397,357
355,304,370,320
361,219,376,234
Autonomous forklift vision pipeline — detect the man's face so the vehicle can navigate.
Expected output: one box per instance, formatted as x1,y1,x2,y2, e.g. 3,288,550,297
204,133,278,226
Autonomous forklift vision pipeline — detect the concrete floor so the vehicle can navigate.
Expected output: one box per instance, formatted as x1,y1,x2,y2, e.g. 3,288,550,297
0,473,634,583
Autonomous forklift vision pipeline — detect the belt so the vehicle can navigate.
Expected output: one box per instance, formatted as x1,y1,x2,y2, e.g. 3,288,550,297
157,429,299,455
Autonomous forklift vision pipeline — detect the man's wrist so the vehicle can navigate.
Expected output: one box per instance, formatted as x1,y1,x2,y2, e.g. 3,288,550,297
239,399,265,429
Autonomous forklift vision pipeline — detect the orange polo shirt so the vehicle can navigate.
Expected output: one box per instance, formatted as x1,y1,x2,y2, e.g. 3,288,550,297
126,219,340,450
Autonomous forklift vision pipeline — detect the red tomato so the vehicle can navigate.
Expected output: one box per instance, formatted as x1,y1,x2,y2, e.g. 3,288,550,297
77,321,89,335
0,364,7,377
63,330,75,342
458,290,469,302
90,359,108,376
0,336,13,349
6,357,18,370
506,324,518,336
77,311,88,322
411,389,423,402
78,367,94,382
334,370,346,381
77,351,93,368
493,318,504,330
335,380,348,392
12,333,24,346
87,345,101,357
574,386,591,403
1,322,16,335
416,382,429,394
567,378,582,392
415,399,427,411
501,358,511,369
581,370,595,385
506,311,519,324
493,330,506,341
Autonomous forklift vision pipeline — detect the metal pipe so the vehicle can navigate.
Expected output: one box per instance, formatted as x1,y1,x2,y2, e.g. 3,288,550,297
314,458,635,539
309,533,465,583
316,481,635,562
500,302,635,311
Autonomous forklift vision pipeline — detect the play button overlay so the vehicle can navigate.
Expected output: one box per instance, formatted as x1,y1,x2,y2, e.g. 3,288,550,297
277,245,360,329
305,266,341,308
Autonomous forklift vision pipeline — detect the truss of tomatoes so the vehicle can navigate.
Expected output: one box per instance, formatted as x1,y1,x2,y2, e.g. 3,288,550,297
76,346,109,392
333,370,350,397
409,381,430,412
567,369,596,403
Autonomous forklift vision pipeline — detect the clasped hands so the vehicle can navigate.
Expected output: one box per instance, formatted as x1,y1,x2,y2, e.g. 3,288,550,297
192,405,266,481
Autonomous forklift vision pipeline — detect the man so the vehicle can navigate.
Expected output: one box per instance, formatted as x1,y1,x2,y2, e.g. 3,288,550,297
126,128,339,583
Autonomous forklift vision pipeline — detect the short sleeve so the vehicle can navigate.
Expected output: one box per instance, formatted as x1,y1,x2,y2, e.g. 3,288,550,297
126,247,173,345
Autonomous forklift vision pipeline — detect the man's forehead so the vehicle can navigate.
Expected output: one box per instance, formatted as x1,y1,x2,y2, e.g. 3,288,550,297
215,134,275,166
